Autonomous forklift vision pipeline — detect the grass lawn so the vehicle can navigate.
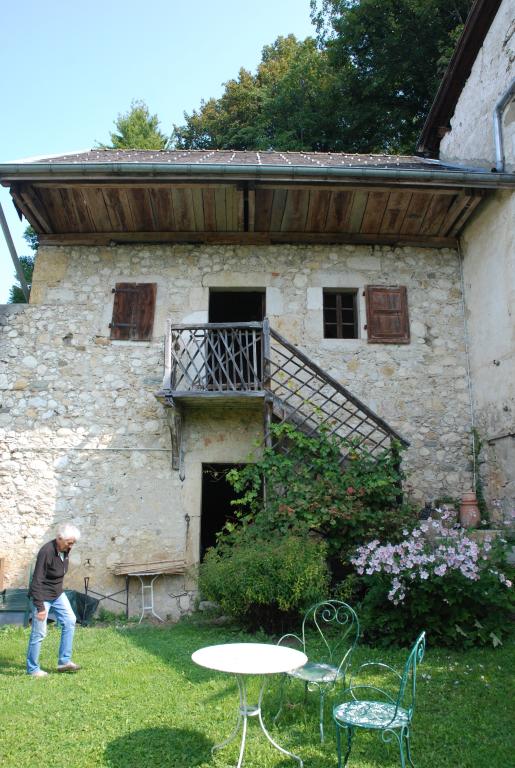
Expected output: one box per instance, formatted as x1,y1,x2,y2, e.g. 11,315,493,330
1,617,514,768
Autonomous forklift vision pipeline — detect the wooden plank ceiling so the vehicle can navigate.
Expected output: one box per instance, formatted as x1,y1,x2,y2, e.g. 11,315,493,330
10,180,485,248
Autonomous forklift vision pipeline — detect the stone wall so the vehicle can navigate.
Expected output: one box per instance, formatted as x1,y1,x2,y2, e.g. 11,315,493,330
439,0,515,171
460,190,515,519
0,242,473,613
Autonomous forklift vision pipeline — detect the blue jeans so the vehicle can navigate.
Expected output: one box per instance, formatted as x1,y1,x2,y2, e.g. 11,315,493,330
26,592,76,674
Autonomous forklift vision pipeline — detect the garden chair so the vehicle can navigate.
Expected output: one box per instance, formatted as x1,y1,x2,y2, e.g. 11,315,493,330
274,600,360,742
333,631,426,768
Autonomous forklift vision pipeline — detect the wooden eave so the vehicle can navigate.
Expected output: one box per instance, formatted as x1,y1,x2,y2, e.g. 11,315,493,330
1,174,493,249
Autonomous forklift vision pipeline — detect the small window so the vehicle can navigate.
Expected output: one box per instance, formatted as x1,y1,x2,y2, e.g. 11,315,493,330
323,290,358,339
109,283,157,341
365,285,410,344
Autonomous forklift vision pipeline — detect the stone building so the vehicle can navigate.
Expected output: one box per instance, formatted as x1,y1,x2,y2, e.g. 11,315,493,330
0,0,513,618
418,0,515,527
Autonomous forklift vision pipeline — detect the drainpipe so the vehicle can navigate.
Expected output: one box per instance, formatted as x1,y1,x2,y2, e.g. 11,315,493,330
494,77,515,172
0,201,30,302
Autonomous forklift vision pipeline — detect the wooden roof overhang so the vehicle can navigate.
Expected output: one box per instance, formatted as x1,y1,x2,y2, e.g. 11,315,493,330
2,160,514,249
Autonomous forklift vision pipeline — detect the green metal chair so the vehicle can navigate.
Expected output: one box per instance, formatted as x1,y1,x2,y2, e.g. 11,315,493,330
333,631,426,768
275,600,360,742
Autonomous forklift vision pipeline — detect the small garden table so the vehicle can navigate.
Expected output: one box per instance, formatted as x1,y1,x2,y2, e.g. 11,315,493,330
192,642,307,767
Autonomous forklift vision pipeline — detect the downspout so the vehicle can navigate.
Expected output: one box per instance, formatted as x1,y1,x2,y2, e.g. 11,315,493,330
494,77,515,172
0,201,30,302
457,240,477,494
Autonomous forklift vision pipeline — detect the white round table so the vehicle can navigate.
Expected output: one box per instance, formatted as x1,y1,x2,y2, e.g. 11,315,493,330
192,642,308,767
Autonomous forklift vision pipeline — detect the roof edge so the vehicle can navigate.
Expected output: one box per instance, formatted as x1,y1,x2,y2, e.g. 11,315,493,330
417,0,502,157
1,161,514,189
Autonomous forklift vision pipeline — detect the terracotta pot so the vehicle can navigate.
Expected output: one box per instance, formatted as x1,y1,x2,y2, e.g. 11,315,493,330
459,491,480,528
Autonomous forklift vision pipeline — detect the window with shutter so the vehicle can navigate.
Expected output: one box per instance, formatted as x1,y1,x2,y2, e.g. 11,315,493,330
109,283,157,341
365,285,410,344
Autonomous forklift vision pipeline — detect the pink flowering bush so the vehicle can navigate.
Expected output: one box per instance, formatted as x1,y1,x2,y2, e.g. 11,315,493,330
352,510,514,647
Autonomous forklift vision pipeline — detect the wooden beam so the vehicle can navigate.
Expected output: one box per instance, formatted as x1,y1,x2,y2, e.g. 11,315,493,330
438,191,474,235
247,185,255,232
449,193,484,236
38,230,458,248
13,185,53,233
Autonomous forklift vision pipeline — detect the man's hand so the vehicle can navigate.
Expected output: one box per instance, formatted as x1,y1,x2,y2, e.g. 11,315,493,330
36,609,47,621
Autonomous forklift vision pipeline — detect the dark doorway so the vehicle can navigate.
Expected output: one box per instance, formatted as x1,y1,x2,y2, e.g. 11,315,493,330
200,463,243,559
207,291,265,389
209,291,265,322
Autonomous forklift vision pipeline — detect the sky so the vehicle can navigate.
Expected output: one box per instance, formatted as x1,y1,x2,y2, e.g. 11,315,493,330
0,0,316,302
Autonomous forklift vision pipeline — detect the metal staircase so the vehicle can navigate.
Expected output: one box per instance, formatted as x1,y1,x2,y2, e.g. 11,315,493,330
156,319,407,477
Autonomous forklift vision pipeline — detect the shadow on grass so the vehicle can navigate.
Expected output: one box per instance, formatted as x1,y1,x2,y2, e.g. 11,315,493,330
105,726,211,768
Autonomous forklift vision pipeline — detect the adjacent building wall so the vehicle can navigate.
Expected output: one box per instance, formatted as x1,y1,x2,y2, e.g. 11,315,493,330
0,242,473,613
460,190,515,517
439,0,515,171
439,0,515,518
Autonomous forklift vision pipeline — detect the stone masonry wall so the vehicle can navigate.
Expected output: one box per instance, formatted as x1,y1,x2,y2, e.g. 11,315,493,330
439,0,515,170
0,242,473,614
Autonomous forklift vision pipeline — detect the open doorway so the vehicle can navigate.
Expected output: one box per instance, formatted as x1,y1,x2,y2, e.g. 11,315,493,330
208,291,266,389
200,463,243,559
209,290,265,322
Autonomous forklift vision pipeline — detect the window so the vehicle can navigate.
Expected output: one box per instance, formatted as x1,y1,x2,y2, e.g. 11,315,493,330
323,290,358,339
109,283,157,341
365,285,410,344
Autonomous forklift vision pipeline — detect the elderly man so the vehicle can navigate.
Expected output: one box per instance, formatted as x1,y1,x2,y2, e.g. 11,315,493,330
26,523,81,677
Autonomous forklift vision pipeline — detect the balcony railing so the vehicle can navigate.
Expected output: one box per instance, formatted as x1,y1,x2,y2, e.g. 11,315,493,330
163,322,263,393
158,319,407,472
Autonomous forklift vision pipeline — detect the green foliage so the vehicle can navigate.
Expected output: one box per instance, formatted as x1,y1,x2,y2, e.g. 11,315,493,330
471,428,489,524
360,565,515,649
198,533,330,632
100,99,170,150
8,226,38,304
174,2,473,153
226,423,416,566
355,529,515,649
310,0,474,152
173,35,338,151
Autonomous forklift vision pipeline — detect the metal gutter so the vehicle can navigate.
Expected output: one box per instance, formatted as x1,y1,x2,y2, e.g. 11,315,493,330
0,162,514,189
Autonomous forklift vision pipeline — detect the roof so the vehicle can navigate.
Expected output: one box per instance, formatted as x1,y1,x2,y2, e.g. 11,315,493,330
14,148,443,170
417,0,503,156
1,148,513,250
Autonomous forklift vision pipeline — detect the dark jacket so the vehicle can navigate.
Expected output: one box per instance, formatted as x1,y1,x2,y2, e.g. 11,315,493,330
29,539,70,610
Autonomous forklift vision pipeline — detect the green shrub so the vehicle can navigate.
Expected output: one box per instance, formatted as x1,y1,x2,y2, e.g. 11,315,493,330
198,533,330,632
226,423,417,570
352,514,514,647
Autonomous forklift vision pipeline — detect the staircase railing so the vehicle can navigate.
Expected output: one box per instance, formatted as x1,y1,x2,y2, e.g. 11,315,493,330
265,321,407,455
160,319,407,459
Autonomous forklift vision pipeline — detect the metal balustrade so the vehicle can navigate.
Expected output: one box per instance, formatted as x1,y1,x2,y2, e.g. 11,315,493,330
157,319,407,473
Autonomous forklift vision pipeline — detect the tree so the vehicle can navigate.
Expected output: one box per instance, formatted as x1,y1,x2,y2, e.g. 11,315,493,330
8,226,38,304
174,2,473,154
100,99,170,150
309,0,473,153
173,35,338,151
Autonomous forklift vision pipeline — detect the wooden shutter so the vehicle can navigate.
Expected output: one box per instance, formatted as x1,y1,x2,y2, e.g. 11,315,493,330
365,285,410,344
110,283,157,341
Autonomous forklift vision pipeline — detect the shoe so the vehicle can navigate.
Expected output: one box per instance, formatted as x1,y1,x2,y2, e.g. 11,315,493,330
57,661,81,672
30,670,48,678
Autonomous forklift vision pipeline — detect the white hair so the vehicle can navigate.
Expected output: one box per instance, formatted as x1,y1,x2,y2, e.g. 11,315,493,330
56,523,81,541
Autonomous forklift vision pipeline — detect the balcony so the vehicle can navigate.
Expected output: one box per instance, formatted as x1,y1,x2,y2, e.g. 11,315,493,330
156,320,407,477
